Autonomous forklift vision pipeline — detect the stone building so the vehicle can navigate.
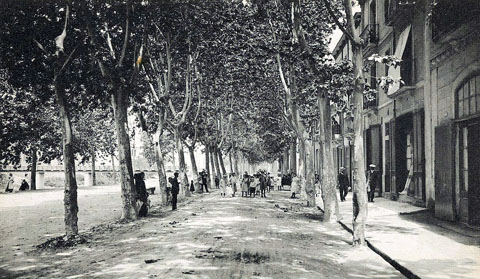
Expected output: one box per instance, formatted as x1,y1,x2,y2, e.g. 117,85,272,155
429,0,480,226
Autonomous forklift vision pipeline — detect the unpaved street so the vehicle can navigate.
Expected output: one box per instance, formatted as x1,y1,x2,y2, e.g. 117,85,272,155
1,190,404,278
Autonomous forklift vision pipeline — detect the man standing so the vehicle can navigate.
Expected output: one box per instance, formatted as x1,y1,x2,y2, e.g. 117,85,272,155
170,172,180,210
259,172,267,198
201,170,209,193
367,164,378,203
338,167,350,202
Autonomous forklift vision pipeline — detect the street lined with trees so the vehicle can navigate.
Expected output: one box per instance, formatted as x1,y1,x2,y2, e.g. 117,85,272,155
0,0,421,277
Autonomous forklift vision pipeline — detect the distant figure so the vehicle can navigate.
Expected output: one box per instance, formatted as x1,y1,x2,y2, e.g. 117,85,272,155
201,170,209,193
215,176,220,189
266,173,272,193
250,175,258,198
367,164,378,203
190,180,195,192
19,174,29,191
4,174,14,193
290,173,299,199
241,172,249,197
259,172,267,198
170,172,180,210
230,173,237,197
220,175,227,197
338,167,350,202
134,172,148,217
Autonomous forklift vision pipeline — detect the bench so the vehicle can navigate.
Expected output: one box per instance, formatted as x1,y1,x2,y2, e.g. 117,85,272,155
147,187,155,195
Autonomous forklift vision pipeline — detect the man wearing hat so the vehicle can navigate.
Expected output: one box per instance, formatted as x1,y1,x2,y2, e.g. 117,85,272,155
367,164,379,202
338,167,350,202
170,171,180,210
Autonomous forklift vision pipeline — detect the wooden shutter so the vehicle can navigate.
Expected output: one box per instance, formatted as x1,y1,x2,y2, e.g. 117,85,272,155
434,121,456,221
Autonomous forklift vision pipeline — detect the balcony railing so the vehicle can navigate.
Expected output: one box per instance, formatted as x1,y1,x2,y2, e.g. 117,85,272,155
360,24,379,46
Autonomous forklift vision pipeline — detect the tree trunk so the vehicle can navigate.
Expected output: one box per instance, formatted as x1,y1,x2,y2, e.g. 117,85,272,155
111,87,137,221
209,146,217,184
187,145,200,193
205,145,212,190
91,148,96,186
213,146,221,181
30,148,37,190
228,151,234,174
289,139,297,174
349,20,368,246
218,147,227,176
298,137,305,195
351,56,368,245
282,147,289,175
172,150,177,171
304,139,316,207
55,84,79,235
111,154,117,183
319,96,341,222
233,149,239,175
155,136,167,205
174,127,190,197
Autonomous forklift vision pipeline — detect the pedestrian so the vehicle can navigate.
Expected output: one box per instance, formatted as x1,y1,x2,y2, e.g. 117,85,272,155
215,175,220,189
201,170,209,193
170,172,180,210
19,174,29,191
338,167,350,202
4,174,14,193
367,164,378,202
241,172,249,197
230,173,237,197
250,174,258,198
134,172,149,217
220,175,227,197
259,172,267,198
190,180,195,192
266,173,272,193
290,173,299,199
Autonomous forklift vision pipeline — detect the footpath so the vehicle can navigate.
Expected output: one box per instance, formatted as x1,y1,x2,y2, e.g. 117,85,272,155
334,195,480,279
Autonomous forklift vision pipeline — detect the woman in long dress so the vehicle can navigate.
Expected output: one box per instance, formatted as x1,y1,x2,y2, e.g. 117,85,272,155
290,173,299,199
220,175,227,197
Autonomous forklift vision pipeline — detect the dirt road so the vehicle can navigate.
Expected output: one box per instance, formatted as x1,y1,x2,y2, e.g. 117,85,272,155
1,189,404,278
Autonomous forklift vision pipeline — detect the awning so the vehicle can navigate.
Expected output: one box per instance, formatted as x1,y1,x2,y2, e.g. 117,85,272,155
388,25,411,95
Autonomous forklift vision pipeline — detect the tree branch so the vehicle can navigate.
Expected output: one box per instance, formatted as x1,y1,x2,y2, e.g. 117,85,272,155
117,0,131,67
321,0,357,45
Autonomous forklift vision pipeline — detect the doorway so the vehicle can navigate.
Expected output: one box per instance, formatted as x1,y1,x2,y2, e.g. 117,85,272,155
459,119,480,226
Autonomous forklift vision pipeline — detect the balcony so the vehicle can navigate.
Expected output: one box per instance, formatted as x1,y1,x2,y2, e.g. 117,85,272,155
386,0,415,26
360,24,379,47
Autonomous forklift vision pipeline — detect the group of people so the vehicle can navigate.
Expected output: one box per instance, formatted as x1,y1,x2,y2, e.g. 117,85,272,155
337,164,379,203
3,173,30,193
239,170,273,198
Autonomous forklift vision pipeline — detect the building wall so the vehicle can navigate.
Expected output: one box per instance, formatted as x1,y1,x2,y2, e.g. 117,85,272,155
430,20,480,221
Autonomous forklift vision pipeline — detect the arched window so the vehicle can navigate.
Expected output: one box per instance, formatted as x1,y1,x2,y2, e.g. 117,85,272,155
456,75,480,118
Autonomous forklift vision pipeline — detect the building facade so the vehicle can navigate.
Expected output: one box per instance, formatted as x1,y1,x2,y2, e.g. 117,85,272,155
332,0,480,226
429,0,480,226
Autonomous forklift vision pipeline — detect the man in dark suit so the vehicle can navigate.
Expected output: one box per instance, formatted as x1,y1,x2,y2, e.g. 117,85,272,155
338,167,350,202
170,172,180,210
367,164,379,203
